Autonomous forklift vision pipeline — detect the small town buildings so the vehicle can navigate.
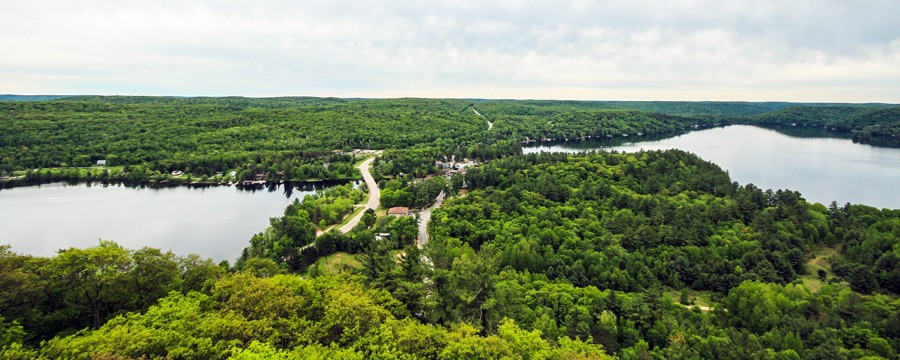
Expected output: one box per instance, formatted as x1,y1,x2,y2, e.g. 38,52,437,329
436,159,478,177
387,207,411,217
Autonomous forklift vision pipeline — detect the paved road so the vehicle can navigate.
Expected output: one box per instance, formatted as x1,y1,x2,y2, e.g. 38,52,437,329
417,191,445,248
472,108,492,130
338,155,380,233
308,154,381,246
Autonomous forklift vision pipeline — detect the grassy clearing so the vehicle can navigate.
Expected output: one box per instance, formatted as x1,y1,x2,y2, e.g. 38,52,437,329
667,289,718,309
306,252,362,276
354,155,373,166
316,206,366,235
341,206,366,227
807,246,840,273
44,166,125,175
801,246,842,292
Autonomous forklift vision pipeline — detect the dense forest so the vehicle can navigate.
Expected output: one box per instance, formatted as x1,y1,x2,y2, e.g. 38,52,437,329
0,97,487,183
2,97,898,186
1,97,899,358
750,106,900,147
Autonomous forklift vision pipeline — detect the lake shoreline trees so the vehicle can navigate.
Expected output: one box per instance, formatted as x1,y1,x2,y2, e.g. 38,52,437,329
2,97,898,189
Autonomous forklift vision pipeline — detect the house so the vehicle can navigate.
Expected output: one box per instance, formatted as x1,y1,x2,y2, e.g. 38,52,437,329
387,207,411,217
171,170,184,176
375,233,391,241
255,173,266,181
96,160,107,166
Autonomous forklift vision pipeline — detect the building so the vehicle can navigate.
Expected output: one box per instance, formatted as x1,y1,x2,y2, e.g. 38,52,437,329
96,160,107,166
387,207,411,217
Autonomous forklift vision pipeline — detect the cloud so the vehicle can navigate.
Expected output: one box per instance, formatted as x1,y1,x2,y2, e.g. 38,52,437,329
1,0,898,102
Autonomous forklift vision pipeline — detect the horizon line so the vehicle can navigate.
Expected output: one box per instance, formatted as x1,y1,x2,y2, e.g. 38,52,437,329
2,94,898,106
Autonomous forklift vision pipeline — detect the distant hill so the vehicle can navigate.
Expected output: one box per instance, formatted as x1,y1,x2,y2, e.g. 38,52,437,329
474,99,898,117
0,95,67,102
750,105,899,129
3,94,896,115
748,105,900,146
57,95,349,108
2,94,896,146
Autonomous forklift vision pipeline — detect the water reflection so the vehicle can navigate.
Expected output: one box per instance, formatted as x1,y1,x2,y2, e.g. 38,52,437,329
0,182,339,261
525,125,900,209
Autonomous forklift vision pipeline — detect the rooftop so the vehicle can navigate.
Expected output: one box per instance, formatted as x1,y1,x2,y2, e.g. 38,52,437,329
387,207,410,215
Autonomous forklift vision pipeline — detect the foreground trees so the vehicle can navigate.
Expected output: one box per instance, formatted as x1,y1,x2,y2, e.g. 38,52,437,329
27,272,613,359
3,248,896,358
0,243,224,343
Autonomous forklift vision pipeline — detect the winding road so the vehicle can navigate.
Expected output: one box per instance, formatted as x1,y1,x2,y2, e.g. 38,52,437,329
312,153,381,240
339,155,380,233
473,108,492,130
417,191,444,248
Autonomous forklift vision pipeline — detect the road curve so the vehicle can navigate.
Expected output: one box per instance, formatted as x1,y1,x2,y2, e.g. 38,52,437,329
417,191,445,248
472,108,492,130
339,155,380,233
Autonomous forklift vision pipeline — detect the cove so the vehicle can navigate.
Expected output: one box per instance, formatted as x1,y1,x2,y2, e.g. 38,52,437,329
0,182,343,261
524,125,900,209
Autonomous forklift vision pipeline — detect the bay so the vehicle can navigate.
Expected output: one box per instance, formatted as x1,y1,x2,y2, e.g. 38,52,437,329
524,125,900,209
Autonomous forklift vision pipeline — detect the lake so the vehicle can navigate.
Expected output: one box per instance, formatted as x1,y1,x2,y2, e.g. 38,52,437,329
524,125,900,209
0,182,339,261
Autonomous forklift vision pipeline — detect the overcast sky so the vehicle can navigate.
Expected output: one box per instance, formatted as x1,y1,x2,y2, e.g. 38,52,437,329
2,1,898,102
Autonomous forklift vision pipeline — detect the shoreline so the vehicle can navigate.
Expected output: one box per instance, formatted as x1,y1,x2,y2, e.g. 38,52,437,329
0,176,360,192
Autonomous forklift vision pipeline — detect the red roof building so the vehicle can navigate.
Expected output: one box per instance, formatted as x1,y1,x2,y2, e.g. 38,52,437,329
387,207,411,216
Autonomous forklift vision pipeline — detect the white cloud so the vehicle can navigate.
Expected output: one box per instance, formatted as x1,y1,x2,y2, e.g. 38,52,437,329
1,0,898,102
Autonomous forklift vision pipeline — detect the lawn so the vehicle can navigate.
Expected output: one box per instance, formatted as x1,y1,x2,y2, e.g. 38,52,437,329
667,289,718,310
800,246,843,292
306,252,362,276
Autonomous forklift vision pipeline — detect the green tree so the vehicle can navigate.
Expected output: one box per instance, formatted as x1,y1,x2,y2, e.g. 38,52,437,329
362,209,377,228
179,254,226,293
128,247,182,309
447,248,498,332
44,241,132,329
389,216,419,247
0,315,25,349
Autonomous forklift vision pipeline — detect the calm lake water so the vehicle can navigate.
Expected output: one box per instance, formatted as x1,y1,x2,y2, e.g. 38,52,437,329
524,125,900,209
0,183,331,261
